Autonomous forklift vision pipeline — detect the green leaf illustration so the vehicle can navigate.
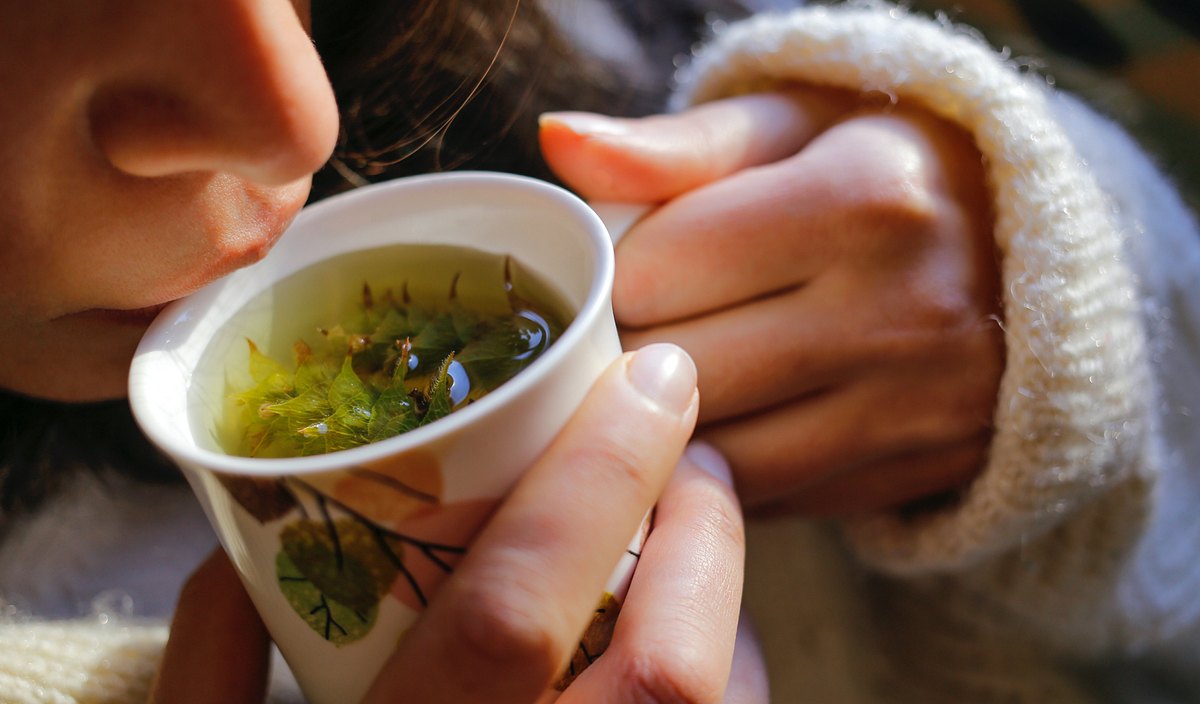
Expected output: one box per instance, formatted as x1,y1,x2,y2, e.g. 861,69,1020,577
277,550,377,646
280,518,399,612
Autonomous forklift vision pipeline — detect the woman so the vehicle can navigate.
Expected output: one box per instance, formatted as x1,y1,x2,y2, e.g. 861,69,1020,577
6,0,1200,701
0,1,756,702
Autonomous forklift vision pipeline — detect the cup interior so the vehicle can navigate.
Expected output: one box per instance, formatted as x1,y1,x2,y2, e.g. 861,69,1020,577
128,172,613,476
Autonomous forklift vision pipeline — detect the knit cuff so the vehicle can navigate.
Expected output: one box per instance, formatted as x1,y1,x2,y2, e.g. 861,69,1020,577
674,4,1153,573
0,620,167,704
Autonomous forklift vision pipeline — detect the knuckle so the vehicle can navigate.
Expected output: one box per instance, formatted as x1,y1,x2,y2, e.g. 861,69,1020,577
569,440,660,499
929,333,1004,430
848,161,940,238
690,488,745,554
927,379,1001,443
910,286,980,333
620,648,724,704
864,195,940,251
444,579,560,677
613,262,661,328
945,404,990,440
953,440,991,480
874,279,989,344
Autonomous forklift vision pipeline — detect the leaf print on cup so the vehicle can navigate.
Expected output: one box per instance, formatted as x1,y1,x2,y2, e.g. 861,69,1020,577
322,451,443,527
279,518,399,612
276,549,379,646
217,474,297,523
557,592,622,690
222,451,492,646
386,497,497,611
221,450,629,678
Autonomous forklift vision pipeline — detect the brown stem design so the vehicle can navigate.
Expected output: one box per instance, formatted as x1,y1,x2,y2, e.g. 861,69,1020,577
282,476,466,611
288,477,467,555
347,467,440,504
311,595,348,640
316,493,344,570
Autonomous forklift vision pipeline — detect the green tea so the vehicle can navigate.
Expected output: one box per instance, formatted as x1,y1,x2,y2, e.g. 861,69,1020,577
209,244,571,458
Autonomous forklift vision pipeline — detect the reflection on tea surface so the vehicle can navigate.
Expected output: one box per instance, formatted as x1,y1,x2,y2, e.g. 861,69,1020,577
205,244,571,457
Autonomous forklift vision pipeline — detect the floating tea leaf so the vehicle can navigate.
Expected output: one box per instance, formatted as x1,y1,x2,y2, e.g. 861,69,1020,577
217,246,569,458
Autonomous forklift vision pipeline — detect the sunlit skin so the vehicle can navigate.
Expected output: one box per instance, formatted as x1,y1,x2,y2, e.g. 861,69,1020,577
0,0,338,401
2,2,770,700
541,89,1004,516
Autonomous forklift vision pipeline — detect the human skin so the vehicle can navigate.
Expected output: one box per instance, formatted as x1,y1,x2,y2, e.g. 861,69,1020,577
152,348,766,703
0,0,338,401
541,89,1004,516
2,1,766,700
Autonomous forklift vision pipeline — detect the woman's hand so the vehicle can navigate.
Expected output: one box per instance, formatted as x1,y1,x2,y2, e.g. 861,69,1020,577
150,344,767,703
541,89,1004,516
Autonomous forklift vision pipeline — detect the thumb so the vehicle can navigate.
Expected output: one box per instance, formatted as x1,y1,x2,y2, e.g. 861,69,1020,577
539,87,853,203
149,550,271,704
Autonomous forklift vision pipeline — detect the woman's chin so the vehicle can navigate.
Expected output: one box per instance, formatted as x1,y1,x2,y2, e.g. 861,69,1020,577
1,313,158,402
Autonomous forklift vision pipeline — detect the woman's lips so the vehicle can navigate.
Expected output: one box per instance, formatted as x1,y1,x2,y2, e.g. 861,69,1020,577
74,302,172,326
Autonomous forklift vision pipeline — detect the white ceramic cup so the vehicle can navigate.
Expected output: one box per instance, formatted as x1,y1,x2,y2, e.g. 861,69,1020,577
129,172,638,703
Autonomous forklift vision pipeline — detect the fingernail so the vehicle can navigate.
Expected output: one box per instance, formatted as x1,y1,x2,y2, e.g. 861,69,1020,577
539,112,630,138
626,343,696,415
685,442,733,486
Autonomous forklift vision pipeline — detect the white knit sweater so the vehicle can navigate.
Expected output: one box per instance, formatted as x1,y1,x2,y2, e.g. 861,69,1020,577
678,4,1200,702
5,4,1200,702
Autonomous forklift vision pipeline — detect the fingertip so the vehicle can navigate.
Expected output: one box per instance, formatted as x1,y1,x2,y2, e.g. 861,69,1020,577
538,113,618,199
684,441,733,486
151,550,270,704
537,113,588,163
176,549,257,618
625,343,697,413
539,112,631,139
538,112,688,202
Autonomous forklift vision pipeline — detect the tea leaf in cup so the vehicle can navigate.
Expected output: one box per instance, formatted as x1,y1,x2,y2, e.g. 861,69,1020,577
420,354,456,427
218,247,569,458
368,389,419,443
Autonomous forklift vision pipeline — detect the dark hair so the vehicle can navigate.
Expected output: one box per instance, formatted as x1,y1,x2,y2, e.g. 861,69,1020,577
309,0,655,199
0,394,180,529
0,0,668,531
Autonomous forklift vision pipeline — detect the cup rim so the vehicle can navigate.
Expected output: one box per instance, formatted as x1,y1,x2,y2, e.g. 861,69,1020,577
128,171,615,477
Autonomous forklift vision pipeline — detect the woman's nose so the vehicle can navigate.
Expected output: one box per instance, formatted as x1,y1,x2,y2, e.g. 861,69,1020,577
87,0,339,186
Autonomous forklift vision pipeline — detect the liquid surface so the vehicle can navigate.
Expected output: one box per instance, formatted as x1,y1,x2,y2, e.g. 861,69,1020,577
203,244,571,457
